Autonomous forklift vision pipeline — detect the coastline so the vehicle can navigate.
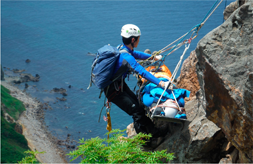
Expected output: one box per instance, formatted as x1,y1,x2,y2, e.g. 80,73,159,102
1,77,68,163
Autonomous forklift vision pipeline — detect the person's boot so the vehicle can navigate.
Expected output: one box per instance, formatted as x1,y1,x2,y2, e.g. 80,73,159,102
142,135,168,150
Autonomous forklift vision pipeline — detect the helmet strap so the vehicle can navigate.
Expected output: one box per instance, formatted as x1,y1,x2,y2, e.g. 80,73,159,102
131,37,136,50
131,43,134,49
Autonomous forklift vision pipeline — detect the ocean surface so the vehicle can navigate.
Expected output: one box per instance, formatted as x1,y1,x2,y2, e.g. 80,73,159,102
1,0,232,161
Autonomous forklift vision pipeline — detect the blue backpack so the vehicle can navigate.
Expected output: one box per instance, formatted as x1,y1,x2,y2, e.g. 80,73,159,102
87,45,127,90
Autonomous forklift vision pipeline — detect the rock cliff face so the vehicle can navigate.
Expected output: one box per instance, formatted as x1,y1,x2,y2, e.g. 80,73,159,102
195,1,253,162
127,1,252,163
177,50,200,101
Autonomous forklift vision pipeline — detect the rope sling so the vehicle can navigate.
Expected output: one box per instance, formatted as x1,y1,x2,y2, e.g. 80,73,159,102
137,0,224,119
103,0,224,136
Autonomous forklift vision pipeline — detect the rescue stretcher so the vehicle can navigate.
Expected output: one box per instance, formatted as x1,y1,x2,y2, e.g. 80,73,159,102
137,63,190,125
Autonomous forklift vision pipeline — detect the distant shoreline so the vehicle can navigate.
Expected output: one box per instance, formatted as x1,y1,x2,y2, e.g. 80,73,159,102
1,76,68,163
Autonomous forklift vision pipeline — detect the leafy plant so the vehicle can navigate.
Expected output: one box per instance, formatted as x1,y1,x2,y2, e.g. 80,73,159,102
1,86,30,163
18,150,45,164
1,85,26,120
68,129,174,163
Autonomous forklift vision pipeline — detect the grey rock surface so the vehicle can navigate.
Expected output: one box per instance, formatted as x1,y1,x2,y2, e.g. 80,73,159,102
14,73,40,83
196,1,253,163
126,1,253,163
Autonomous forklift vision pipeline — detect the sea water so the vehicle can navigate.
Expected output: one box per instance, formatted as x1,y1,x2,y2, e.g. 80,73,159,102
1,0,232,161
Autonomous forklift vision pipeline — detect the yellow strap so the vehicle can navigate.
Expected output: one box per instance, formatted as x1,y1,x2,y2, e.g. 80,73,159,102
106,112,112,139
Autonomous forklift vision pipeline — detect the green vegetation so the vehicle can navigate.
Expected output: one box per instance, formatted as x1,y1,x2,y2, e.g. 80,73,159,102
1,85,30,163
18,150,44,164
68,129,174,163
2,85,174,163
18,129,174,164
1,85,26,120
1,110,30,163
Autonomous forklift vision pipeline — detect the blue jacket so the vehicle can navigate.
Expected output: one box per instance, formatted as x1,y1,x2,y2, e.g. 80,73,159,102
142,78,191,107
113,44,161,85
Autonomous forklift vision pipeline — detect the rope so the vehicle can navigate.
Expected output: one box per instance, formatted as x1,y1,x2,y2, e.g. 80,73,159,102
141,0,223,70
170,42,191,82
148,0,224,119
202,0,224,25
97,85,117,138
171,90,182,112
151,42,191,118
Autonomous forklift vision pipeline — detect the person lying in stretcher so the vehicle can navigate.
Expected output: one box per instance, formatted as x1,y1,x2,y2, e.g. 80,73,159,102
139,64,190,119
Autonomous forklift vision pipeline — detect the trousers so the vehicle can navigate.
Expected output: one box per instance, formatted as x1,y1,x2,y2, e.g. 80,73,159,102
104,80,159,137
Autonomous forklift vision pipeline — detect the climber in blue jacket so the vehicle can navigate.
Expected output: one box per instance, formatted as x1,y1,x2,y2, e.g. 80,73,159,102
104,24,170,142
113,44,161,85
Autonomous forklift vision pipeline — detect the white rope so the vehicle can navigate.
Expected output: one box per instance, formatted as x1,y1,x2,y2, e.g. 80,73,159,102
160,41,185,54
159,27,197,53
171,90,182,112
148,0,223,118
202,0,224,25
157,0,223,58
171,43,190,81
151,43,190,118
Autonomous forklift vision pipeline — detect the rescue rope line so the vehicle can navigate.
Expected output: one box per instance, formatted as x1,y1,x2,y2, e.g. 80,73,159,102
151,42,190,118
202,0,224,25
138,0,224,119
170,42,191,83
140,0,223,69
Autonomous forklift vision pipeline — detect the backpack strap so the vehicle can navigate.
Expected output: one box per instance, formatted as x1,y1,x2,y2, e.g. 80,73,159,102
114,48,129,92
119,49,128,54
87,57,98,89
87,71,93,89
117,44,129,54
98,86,110,122
87,46,128,90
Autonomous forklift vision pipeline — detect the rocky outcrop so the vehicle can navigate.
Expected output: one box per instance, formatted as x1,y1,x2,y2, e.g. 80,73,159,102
177,50,200,101
13,69,26,73
126,123,137,138
144,49,151,54
4,113,16,124
223,0,250,20
51,88,67,96
25,59,31,63
195,1,253,162
15,122,23,134
56,134,76,150
56,97,67,101
14,73,40,83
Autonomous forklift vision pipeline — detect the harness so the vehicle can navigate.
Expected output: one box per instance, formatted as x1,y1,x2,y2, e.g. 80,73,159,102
98,47,130,138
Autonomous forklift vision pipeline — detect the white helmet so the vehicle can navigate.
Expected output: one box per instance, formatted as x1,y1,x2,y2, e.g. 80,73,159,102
121,24,141,38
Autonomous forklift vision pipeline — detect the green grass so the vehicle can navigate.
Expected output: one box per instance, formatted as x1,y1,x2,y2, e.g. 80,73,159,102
1,85,30,163
1,85,26,120
1,111,30,163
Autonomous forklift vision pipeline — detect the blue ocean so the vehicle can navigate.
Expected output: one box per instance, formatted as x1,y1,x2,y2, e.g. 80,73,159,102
1,0,232,161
